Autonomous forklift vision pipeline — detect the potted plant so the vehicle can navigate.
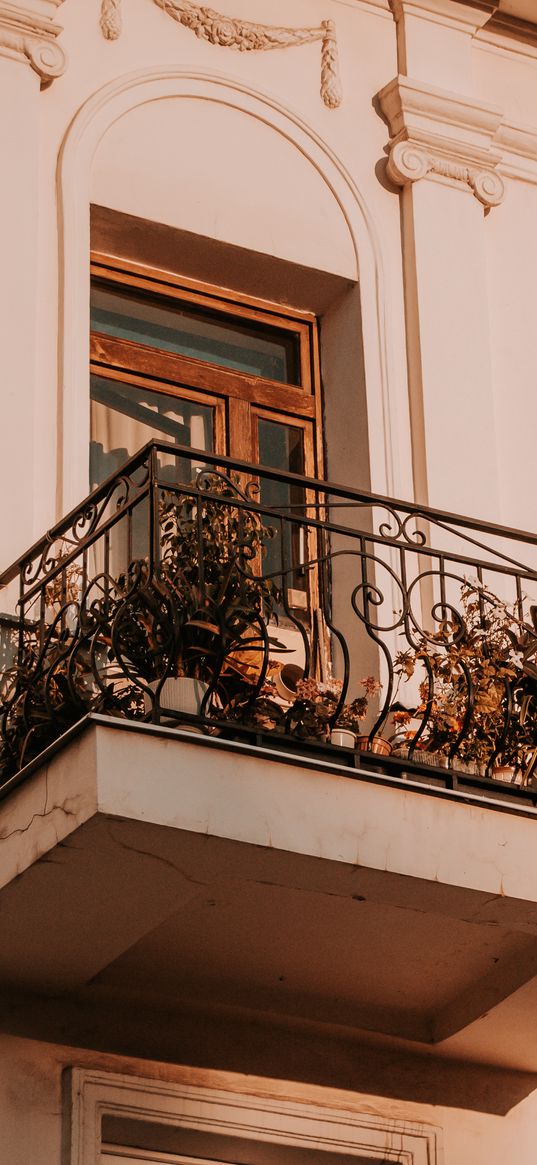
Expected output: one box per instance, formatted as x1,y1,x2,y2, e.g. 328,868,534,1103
112,471,278,722
0,558,133,777
277,674,388,751
343,676,390,754
392,580,536,780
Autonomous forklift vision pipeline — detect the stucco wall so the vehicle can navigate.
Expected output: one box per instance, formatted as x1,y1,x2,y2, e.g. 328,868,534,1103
2,1032,537,1165
3,3,537,1156
3,0,411,565
2,0,537,564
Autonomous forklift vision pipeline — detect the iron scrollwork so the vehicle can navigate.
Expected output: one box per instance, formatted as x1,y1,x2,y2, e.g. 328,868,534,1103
2,440,537,797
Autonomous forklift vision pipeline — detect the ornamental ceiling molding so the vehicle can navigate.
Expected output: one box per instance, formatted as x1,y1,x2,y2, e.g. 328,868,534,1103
0,0,66,84
378,74,505,207
100,0,342,109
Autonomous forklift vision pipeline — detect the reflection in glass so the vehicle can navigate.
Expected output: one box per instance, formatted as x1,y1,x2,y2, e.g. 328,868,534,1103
90,375,214,488
91,283,301,385
258,418,306,596
90,376,215,571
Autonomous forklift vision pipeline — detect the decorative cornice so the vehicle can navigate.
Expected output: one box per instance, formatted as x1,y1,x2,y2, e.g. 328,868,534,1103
491,1,537,29
458,0,499,11
494,119,537,184
0,0,65,84
390,0,496,34
478,10,537,53
378,74,505,206
99,0,342,109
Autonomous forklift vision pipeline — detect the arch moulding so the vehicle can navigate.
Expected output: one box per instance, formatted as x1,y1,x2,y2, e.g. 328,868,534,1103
58,67,402,513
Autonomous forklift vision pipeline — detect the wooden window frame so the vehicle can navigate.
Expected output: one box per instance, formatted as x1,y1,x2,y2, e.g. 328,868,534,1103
90,365,227,455
90,252,324,478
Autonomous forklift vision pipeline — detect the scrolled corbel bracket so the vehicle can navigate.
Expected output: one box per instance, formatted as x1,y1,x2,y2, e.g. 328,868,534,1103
387,141,505,209
470,167,505,209
24,33,66,83
378,76,506,210
386,141,432,186
0,2,66,85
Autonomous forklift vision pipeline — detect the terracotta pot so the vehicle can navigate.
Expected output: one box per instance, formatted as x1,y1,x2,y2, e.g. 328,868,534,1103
330,728,355,749
394,746,449,768
355,735,392,756
492,764,519,785
415,750,448,768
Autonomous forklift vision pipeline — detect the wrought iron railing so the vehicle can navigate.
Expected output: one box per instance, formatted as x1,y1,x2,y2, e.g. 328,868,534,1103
2,440,537,801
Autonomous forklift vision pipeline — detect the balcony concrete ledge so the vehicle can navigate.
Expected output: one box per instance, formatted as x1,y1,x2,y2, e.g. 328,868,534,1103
2,713,537,907
2,715,537,1071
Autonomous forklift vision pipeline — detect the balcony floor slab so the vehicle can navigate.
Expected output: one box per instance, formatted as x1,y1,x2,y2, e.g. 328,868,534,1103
2,719,537,1071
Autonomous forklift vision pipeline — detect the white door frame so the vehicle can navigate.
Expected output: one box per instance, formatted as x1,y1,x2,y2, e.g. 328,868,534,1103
68,1068,442,1165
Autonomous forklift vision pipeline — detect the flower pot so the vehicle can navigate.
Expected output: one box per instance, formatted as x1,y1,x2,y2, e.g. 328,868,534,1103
274,663,304,703
145,677,209,722
355,735,392,756
330,728,355,749
392,746,448,768
417,750,449,769
492,764,520,785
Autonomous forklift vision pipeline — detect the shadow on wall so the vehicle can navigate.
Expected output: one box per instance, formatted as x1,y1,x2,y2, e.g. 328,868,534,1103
0,987,535,1116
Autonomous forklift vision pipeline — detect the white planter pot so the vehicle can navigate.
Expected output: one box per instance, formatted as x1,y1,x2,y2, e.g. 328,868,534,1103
330,728,355,749
274,663,304,703
145,677,209,718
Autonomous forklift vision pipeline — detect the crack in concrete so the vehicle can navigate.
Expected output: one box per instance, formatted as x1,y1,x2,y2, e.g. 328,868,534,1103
0,778,78,843
105,825,209,886
466,893,505,922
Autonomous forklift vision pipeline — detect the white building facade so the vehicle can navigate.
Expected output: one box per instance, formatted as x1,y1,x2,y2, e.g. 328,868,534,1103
3,0,537,1162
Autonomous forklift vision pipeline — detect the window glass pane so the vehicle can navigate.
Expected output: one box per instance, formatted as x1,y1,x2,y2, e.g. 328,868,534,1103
258,418,306,595
91,283,301,385
90,375,214,488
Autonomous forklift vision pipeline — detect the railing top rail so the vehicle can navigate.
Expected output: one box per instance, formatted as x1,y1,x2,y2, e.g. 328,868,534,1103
0,443,155,588
2,438,537,588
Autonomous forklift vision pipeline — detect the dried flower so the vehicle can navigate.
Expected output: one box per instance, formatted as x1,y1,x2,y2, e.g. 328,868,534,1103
393,580,537,773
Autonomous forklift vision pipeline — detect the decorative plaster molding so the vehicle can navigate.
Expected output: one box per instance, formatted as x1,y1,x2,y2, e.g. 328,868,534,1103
59,67,405,515
390,0,496,35
494,119,537,184
378,74,505,206
476,14,537,60
489,11,537,43
387,139,505,204
100,0,121,39
497,119,537,163
99,0,342,109
0,0,65,84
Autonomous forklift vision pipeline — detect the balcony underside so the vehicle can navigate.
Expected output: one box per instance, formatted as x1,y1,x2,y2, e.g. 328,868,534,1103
2,718,537,1094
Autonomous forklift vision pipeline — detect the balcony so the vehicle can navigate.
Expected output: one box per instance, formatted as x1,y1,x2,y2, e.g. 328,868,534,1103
2,443,537,1095
2,440,537,802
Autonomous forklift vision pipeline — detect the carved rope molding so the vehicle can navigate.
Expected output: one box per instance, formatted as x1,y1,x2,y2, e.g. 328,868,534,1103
387,141,505,208
0,2,66,84
100,0,342,109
